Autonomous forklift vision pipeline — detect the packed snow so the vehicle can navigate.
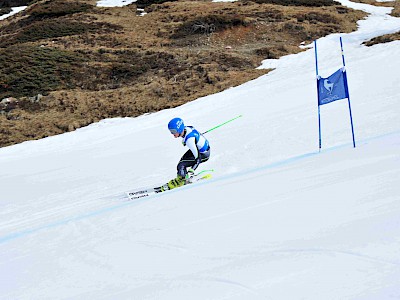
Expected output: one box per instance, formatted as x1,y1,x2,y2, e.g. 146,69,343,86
96,0,137,7
0,6,27,21
1,0,400,299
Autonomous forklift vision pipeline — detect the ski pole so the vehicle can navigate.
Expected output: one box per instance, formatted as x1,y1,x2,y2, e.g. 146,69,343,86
202,115,242,135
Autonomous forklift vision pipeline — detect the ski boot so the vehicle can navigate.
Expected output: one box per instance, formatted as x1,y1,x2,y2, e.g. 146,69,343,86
161,175,185,192
185,168,195,184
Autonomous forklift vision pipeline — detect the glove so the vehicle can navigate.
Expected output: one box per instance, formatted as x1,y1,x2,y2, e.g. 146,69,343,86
193,156,201,170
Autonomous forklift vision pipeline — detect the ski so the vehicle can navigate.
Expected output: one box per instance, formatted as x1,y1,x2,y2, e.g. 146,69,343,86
126,187,161,200
126,170,214,200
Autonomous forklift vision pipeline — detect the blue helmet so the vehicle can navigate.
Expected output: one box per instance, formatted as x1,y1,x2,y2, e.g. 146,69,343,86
168,117,185,134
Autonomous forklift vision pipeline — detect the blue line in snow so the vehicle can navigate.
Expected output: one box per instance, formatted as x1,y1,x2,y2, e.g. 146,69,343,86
1,130,399,245
0,200,136,244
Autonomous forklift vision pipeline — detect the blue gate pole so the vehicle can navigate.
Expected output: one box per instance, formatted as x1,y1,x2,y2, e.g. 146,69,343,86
340,37,356,148
314,40,322,151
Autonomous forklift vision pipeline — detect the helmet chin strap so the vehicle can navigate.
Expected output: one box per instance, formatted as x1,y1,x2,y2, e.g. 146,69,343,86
181,129,186,138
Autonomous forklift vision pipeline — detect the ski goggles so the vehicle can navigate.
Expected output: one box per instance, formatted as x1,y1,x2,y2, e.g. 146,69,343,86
169,129,179,134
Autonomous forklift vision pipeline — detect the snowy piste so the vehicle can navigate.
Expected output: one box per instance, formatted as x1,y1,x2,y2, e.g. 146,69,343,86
97,0,136,7
1,0,400,299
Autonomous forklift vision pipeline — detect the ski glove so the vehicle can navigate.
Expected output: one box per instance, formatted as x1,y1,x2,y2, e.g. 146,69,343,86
193,156,201,170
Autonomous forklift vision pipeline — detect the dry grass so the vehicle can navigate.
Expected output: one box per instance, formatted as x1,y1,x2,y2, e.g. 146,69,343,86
0,0,367,147
364,31,400,46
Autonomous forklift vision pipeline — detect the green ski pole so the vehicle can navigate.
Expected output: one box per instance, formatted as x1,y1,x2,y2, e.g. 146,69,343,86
202,115,242,134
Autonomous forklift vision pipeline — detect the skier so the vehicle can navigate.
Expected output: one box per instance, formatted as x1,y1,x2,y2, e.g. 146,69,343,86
163,117,210,190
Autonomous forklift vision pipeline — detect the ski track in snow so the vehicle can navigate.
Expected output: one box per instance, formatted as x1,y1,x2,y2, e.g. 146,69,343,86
1,129,399,244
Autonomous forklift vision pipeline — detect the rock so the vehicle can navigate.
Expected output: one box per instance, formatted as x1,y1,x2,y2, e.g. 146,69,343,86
0,97,18,112
28,94,43,103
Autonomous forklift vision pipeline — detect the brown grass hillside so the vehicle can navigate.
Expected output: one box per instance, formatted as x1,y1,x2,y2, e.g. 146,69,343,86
0,0,368,147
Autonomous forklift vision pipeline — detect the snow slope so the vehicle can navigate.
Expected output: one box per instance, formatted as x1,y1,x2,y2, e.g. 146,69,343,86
96,0,137,7
0,6,27,21
1,1,400,299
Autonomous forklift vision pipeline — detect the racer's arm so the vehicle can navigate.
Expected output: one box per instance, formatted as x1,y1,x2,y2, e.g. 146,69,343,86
186,137,199,159
186,137,201,168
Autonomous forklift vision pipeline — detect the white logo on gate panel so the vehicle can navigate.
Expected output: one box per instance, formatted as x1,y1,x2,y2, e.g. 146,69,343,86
323,79,334,94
